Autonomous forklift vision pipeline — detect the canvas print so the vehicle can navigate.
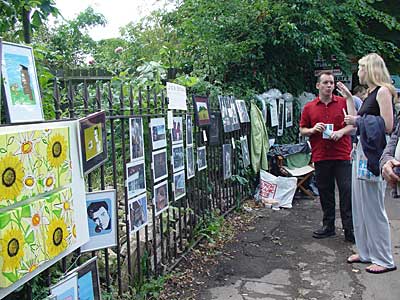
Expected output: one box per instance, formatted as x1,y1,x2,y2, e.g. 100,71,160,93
173,170,186,200
208,112,221,146
68,257,101,300
126,160,146,199
50,272,78,300
150,117,166,150
81,189,117,252
285,101,293,128
186,115,193,146
193,95,211,127
129,117,144,161
223,144,232,180
172,144,185,173
79,111,108,174
153,180,169,216
235,99,250,123
240,136,250,168
218,95,232,133
152,149,168,182
171,116,183,144
128,193,148,233
1,42,44,123
186,146,195,179
197,146,207,171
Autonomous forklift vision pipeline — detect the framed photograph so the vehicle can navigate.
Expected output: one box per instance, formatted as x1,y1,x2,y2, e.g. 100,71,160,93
126,160,146,198
129,117,144,161
285,101,293,128
152,148,168,182
150,117,166,150
50,272,78,300
193,95,211,126
235,99,250,123
173,170,186,200
278,98,285,136
186,145,195,179
1,41,44,123
81,189,117,252
218,95,232,133
153,180,169,216
172,144,185,173
223,144,232,180
240,136,250,168
228,96,240,131
208,112,221,146
186,115,193,146
171,116,183,144
68,257,101,300
78,111,108,174
128,193,148,234
197,146,207,171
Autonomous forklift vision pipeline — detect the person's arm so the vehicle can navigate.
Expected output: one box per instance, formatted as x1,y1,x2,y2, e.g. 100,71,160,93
377,86,394,133
337,82,357,116
330,125,356,141
380,121,400,186
300,122,325,137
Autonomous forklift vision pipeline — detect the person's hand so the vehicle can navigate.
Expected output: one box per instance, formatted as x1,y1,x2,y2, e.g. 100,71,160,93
382,159,400,187
312,122,326,134
337,82,352,99
343,108,357,125
330,130,344,142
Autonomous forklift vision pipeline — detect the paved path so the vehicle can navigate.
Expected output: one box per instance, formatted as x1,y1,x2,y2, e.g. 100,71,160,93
197,191,400,300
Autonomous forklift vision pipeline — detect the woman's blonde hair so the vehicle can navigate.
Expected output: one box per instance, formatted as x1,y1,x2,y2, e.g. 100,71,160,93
358,53,398,101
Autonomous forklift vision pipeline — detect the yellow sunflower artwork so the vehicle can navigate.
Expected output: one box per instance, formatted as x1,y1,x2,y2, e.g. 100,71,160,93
0,155,24,202
47,133,67,168
46,218,69,259
0,227,25,273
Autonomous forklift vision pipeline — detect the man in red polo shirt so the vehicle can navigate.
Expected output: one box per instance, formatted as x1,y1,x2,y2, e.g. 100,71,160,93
300,71,355,242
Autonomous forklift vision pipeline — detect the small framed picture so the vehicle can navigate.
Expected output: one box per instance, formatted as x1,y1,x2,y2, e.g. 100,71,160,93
193,95,211,127
153,180,169,216
50,272,78,300
152,148,168,182
285,101,293,127
240,136,250,168
223,144,232,180
81,189,117,252
150,117,167,150
171,116,184,144
128,193,148,234
1,41,44,123
186,115,193,146
126,160,146,198
197,146,207,171
68,257,101,300
208,112,221,146
228,96,240,131
172,144,185,173
78,111,108,174
235,99,250,123
129,117,144,161
186,145,195,179
218,95,232,133
173,170,186,200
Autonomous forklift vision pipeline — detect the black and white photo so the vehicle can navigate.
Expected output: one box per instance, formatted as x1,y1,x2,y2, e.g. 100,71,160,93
240,136,250,168
186,115,193,145
235,99,250,123
197,146,207,171
223,144,232,180
129,117,145,161
186,145,195,179
173,170,186,200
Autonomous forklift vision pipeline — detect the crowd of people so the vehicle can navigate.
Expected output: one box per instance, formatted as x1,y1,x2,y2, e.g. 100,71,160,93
300,53,399,274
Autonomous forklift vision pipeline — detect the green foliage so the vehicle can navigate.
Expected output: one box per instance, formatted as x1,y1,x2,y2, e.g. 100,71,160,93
193,212,224,243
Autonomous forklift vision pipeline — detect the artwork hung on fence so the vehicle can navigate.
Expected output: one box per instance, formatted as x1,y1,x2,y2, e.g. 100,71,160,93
0,121,88,298
152,149,168,182
78,111,108,174
186,115,193,146
223,144,232,180
277,99,285,136
1,41,44,123
197,146,207,171
228,96,240,131
268,98,279,127
153,180,169,215
218,95,231,132
235,99,250,123
68,257,101,300
81,189,117,252
186,146,195,179
171,116,183,144
129,117,144,161
173,170,186,200
240,136,250,168
172,144,185,173
50,272,78,300
167,82,187,110
128,193,148,233
208,112,221,146
193,95,211,127
285,101,293,128
150,117,166,150
126,160,146,199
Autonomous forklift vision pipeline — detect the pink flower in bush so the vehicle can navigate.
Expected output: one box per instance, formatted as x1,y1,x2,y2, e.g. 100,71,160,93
114,47,123,54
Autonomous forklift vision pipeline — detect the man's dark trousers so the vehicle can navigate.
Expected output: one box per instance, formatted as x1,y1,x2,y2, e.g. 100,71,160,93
314,160,353,231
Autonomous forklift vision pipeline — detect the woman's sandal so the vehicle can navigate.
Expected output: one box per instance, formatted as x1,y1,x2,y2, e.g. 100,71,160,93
365,264,397,274
347,254,371,264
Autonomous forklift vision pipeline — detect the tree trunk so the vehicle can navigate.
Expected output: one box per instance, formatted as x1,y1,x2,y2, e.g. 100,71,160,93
22,7,31,44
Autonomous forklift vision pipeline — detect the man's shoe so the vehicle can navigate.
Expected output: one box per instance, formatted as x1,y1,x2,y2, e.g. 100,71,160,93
313,226,335,239
344,230,355,243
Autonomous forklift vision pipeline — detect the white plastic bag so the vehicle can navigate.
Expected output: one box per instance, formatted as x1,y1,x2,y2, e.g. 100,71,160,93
259,170,297,209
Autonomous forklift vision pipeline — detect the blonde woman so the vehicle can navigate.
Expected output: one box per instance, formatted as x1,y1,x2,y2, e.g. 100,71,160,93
337,53,398,274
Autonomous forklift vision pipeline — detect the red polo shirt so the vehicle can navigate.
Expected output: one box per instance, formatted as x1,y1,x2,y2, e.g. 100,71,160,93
300,95,351,162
